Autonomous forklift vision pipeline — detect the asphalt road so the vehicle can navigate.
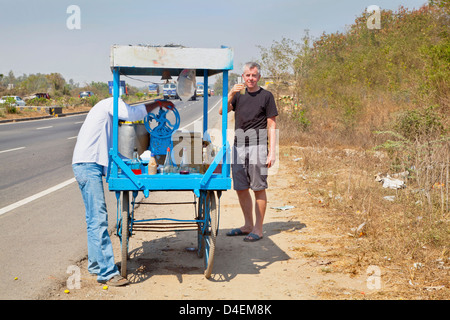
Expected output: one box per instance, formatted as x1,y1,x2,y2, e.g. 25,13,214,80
0,95,222,299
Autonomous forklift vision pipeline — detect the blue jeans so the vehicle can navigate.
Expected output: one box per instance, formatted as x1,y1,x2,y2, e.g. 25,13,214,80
72,163,119,281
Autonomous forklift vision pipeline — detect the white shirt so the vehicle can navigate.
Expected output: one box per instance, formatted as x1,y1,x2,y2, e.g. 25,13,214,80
72,97,147,171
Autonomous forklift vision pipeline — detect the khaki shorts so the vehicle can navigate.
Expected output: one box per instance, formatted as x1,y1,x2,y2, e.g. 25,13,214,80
232,144,268,191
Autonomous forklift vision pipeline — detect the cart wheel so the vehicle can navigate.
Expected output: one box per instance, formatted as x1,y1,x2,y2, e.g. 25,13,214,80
120,191,130,278
197,191,217,278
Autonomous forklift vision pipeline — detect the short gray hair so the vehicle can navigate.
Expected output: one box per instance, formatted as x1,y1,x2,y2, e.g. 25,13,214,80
243,62,261,75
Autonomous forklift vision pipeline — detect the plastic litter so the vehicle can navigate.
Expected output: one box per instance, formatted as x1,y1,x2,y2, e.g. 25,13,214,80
350,222,366,233
382,177,405,189
375,173,406,189
271,205,295,211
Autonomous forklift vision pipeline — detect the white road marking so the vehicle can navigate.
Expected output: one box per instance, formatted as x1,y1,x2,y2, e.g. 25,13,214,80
36,126,53,130
67,136,78,140
0,178,76,216
0,147,26,154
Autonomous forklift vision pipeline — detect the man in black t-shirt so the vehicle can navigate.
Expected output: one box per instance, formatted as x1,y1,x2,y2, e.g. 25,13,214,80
219,62,278,242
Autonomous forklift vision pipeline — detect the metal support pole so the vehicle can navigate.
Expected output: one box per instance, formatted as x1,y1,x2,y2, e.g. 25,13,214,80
222,70,229,178
111,68,120,177
203,70,208,137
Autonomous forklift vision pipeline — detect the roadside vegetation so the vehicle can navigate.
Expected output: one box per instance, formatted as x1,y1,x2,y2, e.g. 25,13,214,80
260,1,448,298
0,71,151,118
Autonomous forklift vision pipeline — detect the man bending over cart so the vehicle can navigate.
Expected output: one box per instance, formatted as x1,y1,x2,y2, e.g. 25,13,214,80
72,97,174,286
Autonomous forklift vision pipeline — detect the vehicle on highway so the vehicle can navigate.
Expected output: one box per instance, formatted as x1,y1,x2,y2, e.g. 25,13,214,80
148,83,160,95
163,83,179,99
196,84,204,97
79,91,94,98
0,96,26,106
196,83,210,97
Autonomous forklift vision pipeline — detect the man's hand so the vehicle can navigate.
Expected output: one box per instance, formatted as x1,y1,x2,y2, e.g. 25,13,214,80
220,84,245,115
158,100,175,109
266,152,276,168
266,116,277,168
230,83,245,95
145,99,174,113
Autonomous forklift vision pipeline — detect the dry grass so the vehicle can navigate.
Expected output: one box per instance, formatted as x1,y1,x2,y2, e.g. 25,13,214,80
0,104,92,121
278,137,449,299
0,107,49,120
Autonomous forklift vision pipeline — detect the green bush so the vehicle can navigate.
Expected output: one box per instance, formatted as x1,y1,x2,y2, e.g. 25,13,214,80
6,105,18,114
394,106,446,141
87,95,99,107
0,97,19,114
27,97,52,106
292,108,311,131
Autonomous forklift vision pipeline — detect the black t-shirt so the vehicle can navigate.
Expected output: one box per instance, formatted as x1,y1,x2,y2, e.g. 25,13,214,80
231,87,278,146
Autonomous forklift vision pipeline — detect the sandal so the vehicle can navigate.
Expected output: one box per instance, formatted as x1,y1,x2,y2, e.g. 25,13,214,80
226,228,249,236
98,275,130,287
243,233,263,242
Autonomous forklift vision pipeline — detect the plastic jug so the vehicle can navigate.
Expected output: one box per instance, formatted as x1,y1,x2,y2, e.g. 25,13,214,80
148,152,157,175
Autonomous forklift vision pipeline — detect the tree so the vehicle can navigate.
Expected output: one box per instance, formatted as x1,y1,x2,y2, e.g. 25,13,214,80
46,73,67,96
257,37,301,100
21,73,49,93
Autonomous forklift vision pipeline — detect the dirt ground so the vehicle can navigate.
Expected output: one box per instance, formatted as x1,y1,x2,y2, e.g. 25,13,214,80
44,151,374,301
32,107,378,301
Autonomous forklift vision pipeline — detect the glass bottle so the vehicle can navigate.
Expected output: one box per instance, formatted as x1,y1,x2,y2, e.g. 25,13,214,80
180,147,189,174
163,147,173,174
130,147,141,174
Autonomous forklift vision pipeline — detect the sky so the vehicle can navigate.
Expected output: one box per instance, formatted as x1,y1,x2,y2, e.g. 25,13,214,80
0,0,428,88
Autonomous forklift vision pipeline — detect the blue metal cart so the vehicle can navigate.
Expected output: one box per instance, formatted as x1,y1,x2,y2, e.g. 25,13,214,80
107,45,233,279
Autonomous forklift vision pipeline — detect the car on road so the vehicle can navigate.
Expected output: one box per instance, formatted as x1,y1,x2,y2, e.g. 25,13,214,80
79,91,94,98
0,96,26,106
